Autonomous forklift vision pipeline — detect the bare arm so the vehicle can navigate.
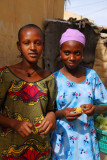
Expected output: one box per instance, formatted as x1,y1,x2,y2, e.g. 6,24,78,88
81,104,107,116
55,110,65,119
0,114,34,137
56,104,107,119
95,105,107,114
37,111,56,135
0,114,16,128
55,108,82,120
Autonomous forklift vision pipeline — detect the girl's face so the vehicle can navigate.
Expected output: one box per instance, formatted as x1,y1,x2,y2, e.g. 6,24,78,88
17,27,43,63
60,40,84,70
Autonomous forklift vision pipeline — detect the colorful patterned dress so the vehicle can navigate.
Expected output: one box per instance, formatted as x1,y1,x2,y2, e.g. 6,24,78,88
51,68,107,160
0,66,56,160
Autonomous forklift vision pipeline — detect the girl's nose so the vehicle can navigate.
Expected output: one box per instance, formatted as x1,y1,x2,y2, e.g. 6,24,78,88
70,54,75,60
30,43,36,50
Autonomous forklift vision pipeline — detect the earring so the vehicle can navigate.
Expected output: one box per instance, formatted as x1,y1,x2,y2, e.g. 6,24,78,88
19,51,23,57
20,51,22,55
60,55,62,59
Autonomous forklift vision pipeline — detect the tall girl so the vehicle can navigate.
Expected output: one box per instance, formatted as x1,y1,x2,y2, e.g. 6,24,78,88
0,24,56,159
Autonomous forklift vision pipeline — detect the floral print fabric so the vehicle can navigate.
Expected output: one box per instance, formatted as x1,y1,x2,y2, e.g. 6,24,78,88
51,68,107,160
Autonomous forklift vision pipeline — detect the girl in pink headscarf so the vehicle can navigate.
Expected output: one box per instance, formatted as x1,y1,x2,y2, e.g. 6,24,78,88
51,28,107,160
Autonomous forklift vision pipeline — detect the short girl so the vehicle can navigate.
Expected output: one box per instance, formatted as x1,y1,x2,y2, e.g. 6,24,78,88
51,28,107,160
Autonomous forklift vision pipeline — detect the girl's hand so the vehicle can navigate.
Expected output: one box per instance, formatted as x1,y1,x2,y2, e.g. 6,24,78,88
80,103,95,116
62,108,82,121
12,120,34,137
36,112,56,135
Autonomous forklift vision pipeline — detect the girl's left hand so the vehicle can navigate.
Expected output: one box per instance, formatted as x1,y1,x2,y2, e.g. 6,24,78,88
36,112,56,135
80,103,95,116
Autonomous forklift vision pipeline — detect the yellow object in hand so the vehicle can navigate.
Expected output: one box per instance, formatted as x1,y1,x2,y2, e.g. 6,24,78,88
32,128,39,134
76,107,83,113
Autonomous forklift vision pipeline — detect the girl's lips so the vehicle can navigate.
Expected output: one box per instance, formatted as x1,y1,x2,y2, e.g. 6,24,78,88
69,63,76,66
28,53,38,57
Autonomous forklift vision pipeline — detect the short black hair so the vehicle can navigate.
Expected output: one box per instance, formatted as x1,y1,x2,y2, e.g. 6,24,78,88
18,24,44,41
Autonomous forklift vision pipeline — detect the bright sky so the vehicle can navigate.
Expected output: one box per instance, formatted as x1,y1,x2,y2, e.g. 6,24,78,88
64,0,107,26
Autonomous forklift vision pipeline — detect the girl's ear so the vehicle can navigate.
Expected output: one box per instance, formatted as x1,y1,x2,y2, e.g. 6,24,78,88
17,41,21,51
59,45,62,53
60,48,62,55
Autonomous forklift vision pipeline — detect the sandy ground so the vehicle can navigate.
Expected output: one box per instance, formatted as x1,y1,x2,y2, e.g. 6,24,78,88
100,151,107,160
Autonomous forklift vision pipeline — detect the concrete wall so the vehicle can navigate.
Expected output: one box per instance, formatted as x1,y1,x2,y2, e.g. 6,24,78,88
0,0,64,67
93,35,107,88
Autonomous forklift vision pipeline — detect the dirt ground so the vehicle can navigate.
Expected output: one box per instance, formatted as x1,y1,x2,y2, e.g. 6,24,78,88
100,151,107,160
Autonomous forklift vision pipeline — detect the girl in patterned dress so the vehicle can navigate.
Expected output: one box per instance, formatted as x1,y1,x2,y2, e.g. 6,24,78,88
0,24,56,159
51,28,107,160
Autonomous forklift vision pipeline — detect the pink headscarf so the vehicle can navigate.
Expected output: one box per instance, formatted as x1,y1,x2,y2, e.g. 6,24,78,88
60,28,85,46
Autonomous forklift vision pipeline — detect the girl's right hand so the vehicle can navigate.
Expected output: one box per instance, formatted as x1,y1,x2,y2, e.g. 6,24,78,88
62,108,82,121
12,120,34,137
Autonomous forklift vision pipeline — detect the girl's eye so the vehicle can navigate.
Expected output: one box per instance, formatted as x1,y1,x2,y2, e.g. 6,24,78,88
24,42,29,45
74,51,80,56
35,41,42,45
63,50,70,55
